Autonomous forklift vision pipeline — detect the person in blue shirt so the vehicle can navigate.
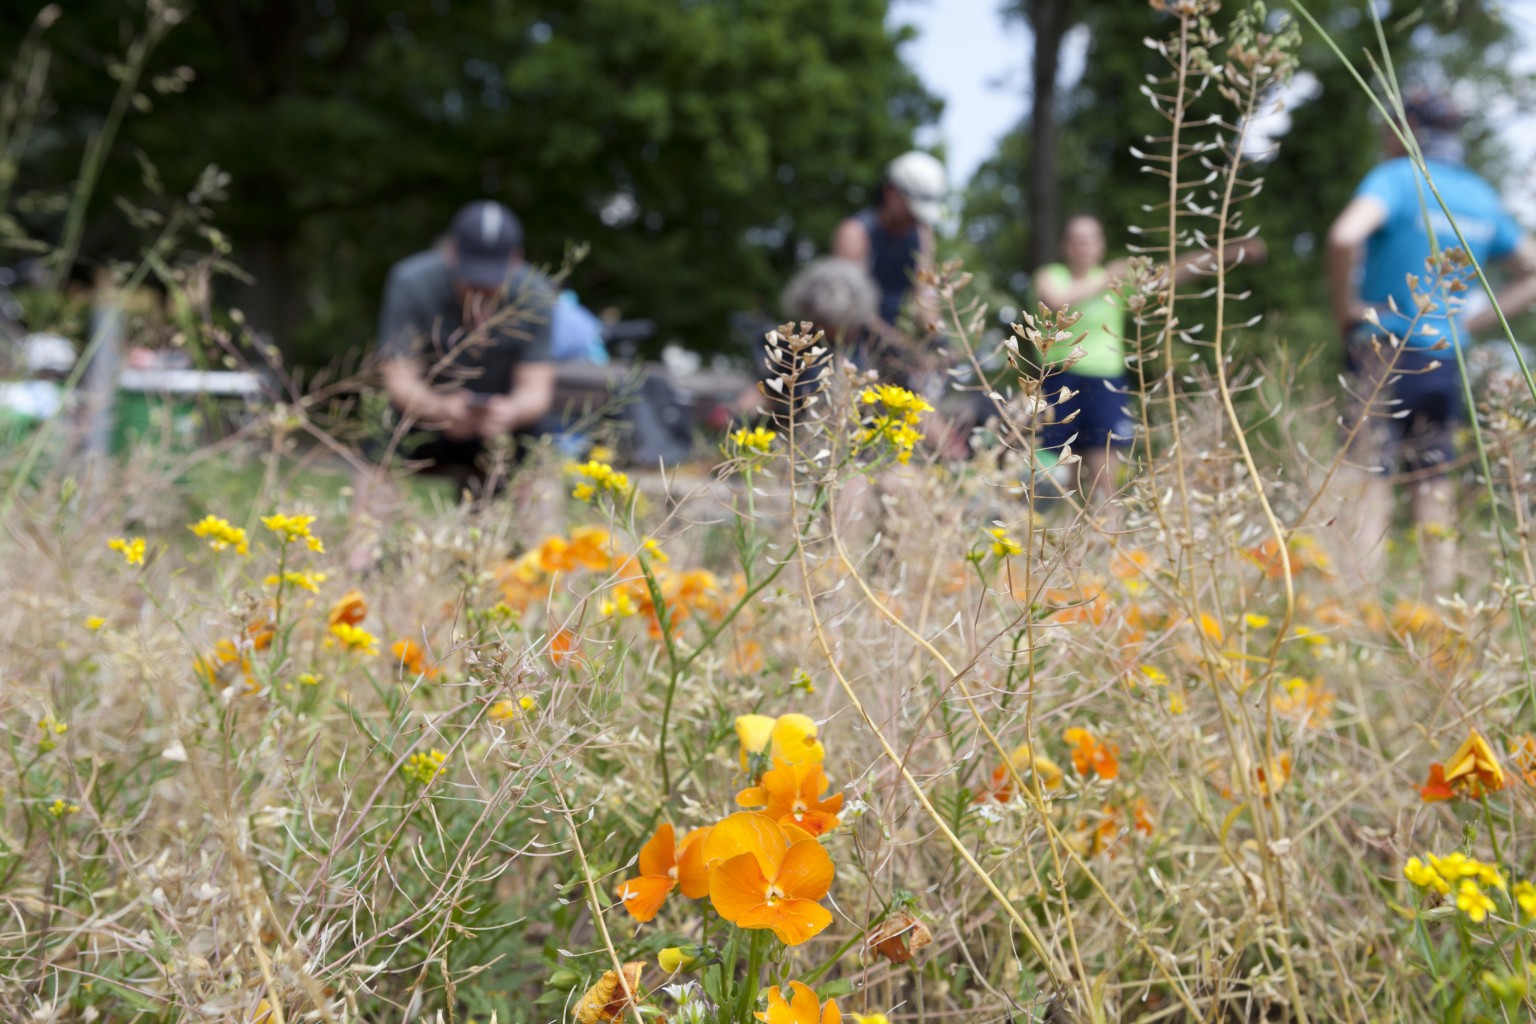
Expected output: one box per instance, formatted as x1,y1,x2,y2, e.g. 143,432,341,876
1327,91,1536,593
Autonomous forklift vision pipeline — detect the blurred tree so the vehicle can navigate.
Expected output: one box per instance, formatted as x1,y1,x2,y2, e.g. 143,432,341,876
1002,0,1114,273
3,0,939,367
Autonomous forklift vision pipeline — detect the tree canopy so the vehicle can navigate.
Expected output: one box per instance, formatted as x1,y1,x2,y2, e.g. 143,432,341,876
4,0,939,367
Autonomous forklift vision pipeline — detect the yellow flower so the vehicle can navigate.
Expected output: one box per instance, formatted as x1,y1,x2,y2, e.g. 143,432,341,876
1293,625,1328,646
1244,613,1270,628
37,716,67,752
1405,856,1450,895
735,713,825,770
264,570,327,593
84,616,106,631
108,537,146,566
188,514,250,555
657,946,699,973
1456,879,1496,923
730,425,778,454
986,527,1022,557
854,384,932,464
600,589,639,618
488,695,537,722
260,513,324,552
327,622,379,657
48,798,80,818
852,1016,892,1024
1514,880,1536,917
568,460,631,503
297,672,321,687
401,749,447,786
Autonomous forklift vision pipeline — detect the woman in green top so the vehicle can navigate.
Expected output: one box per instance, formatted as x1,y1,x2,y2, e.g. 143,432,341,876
1032,214,1266,506
1032,214,1135,505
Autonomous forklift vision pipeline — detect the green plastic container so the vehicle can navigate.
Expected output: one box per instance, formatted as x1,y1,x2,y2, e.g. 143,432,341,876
112,390,200,455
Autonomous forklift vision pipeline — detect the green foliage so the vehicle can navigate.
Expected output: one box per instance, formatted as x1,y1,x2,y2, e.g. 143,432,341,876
3,0,938,367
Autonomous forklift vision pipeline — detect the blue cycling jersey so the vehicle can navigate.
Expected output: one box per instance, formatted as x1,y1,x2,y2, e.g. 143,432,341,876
1355,157,1522,349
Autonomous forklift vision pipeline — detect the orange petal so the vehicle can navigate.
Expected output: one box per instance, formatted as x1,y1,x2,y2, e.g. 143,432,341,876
709,852,770,924
615,873,674,922
739,897,833,946
676,827,713,900
777,838,834,901
638,823,676,878
786,981,822,1021
701,812,786,877
1420,763,1454,802
735,786,770,809
755,986,792,1024
783,809,841,838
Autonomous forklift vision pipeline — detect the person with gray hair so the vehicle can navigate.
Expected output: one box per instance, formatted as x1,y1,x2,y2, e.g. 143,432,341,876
779,257,878,339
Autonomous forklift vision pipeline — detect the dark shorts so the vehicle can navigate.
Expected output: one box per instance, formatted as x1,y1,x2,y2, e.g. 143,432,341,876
1036,372,1136,454
1344,330,1462,476
366,413,535,480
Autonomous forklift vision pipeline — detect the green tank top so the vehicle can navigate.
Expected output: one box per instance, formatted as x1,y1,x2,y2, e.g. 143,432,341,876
1036,263,1125,379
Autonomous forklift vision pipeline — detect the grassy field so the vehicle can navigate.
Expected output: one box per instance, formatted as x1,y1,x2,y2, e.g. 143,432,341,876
3,308,1536,1024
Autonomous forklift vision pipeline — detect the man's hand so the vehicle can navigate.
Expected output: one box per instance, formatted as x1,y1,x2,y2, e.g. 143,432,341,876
479,394,522,439
426,390,479,440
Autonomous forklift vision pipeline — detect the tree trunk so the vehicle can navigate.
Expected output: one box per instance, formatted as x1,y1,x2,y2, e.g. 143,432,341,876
1027,0,1071,272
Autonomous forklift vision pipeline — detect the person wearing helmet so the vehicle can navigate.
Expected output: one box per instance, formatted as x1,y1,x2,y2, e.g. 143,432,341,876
831,151,965,457
1327,90,1536,593
374,199,557,482
831,151,948,370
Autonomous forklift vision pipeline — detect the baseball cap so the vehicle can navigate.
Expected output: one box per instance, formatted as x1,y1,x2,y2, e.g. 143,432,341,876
886,151,949,226
449,200,523,289
1404,89,1463,131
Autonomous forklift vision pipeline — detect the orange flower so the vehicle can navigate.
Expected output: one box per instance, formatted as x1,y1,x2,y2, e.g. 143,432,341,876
535,529,615,574
1422,729,1506,802
736,759,844,837
1110,547,1152,581
549,628,580,668
1077,799,1153,857
756,981,841,1024
327,589,367,629
1064,727,1119,781
704,812,834,945
390,639,437,678
573,962,645,1024
1271,676,1333,726
1509,735,1536,786
494,553,549,611
1043,585,1111,626
974,744,1064,805
614,823,711,922
1254,752,1292,799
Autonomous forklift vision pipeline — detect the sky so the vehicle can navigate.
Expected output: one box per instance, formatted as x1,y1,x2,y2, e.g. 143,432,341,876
894,0,1536,221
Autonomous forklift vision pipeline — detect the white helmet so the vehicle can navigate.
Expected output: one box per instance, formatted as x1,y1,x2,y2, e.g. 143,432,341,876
886,151,949,226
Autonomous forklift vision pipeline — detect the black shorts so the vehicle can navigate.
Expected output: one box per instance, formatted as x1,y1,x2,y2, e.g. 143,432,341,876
366,413,535,479
1344,332,1462,476
1036,372,1136,454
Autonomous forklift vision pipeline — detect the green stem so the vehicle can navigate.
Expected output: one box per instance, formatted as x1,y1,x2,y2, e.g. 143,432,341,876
736,928,770,1023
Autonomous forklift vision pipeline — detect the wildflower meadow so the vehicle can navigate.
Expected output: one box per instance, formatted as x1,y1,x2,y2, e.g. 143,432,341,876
6,2,1536,1023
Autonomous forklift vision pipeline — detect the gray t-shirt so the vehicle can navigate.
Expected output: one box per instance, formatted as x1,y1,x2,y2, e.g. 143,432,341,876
378,249,554,396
